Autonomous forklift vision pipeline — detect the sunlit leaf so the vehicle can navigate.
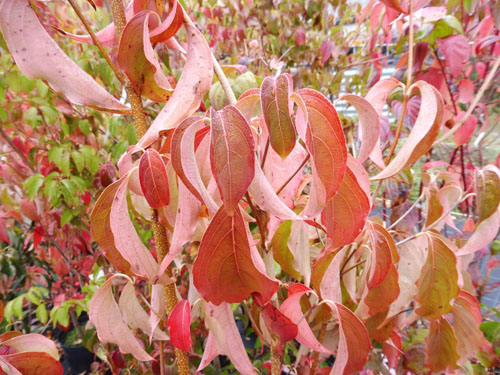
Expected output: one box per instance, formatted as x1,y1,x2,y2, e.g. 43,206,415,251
167,300,192,352
139,149,170,209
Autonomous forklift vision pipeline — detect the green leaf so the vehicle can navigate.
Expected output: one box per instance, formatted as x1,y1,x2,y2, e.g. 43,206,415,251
48,146,63,164
71,151,84,173
112,140,129,161
61,152,70,176
35,80,49,97
40,105,58,124
0,107,6,121
127,123,137,145
491,240,500,255
480,321,500,342
429,16,463,43
78,119,90,136
12,294,24,319
23,174,44,200
61,210,74,226
271,220,301,280
36,304,48,325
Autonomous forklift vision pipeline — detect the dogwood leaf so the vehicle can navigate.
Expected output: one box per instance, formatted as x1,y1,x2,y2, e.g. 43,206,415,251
139,149,170,209
167,300,192,352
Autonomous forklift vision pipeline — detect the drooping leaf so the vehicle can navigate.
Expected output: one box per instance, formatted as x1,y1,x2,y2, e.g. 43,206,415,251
90,180,132,275
157,180,202,277
0,333,59,359
319,247,349,303
453,291,491,363
287,221,312,286
260,74,297,159
118,281,168,341
210,106,255,215
203,303,257,375
425,317,459,372
476,166,500,225
325,302,371,375
337,94,379,163
387,236,426,318
372,81,444,180
261,303,298,350
321,157,371,249
89,276,154,361
0,353,63,375
167,300,192,352
364,266,399,316
0,0,129,113
109,173,169,282
137,23,213,147
271,221,301,280
138,149,170,209
459,210,500,255
280,285,333,353
364,78,402,168
437,35,470,77
192,206,278,305
297,89,347,205
170,116,218,214
117,11,173,102
415,232,459,320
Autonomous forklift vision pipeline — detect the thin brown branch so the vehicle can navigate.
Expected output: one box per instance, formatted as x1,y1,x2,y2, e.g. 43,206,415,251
276,154,310,195
67,0,125,85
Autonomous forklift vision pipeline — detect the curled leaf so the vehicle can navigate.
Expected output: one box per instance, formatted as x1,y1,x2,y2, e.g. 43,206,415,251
139,149,170,208
167,300,192,352
0,0,129,113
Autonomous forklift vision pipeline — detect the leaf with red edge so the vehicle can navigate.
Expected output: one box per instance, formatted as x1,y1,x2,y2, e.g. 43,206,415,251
210,106,255,215
415,232,459,320
372,81,443,180
297,89,347,210
137,23,213,148
280,285,333,353
425,317,459,372
89,275,154,361
0,0,129,114
453,291,492,363
1,353,63,375
321,157,371,249
193,206,278,305
261,74,297,159
170,116,218,214
117,11,172,102
90,180,132,275
146,0,184,44
0,333,59,359
167,300,192,352
261,304,298,350
437,35,470,77
325,302,371,375
337,94,379,163
454,112,477,147
364,266,399,316
138,149,170,209
203,303,257,375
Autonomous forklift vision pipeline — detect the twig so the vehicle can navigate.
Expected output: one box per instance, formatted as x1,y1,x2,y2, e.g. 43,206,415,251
434,53,500,145
0,125,35,172
276,154,310,195
66,0,125,85
387,192,424,230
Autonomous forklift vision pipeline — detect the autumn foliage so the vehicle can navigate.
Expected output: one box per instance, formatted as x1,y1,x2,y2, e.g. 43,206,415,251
0,0,499,374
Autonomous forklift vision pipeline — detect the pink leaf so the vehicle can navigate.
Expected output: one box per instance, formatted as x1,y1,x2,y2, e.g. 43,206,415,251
0,0,129,113
0,334,59,360
137,23,213,148
319,247,349,303
320,41,336,65
204,303,257,375
139,149,170,208
89,276,154,361
167,300,192,352
454,112,477,147
210,106,255,215
170,116,218,214
372,81,443,180
280,285,333,353
437,35,471,77
338,94,379,163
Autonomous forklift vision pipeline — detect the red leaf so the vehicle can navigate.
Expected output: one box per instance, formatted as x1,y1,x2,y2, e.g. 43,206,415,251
0,0,129,113
167,300,192,352
261,74,297,159
1,353,63,375
192,206,278,305
295,28,306,46
321,157,371,249
137,23,213,148
454,112,477,147
117,11,173,102
325,302,371,375
437,35,470,77
280,285,333,353
261,304,298,349
320,41,336,65
139,149,170,208
297,89,347,207
210,106,255,215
